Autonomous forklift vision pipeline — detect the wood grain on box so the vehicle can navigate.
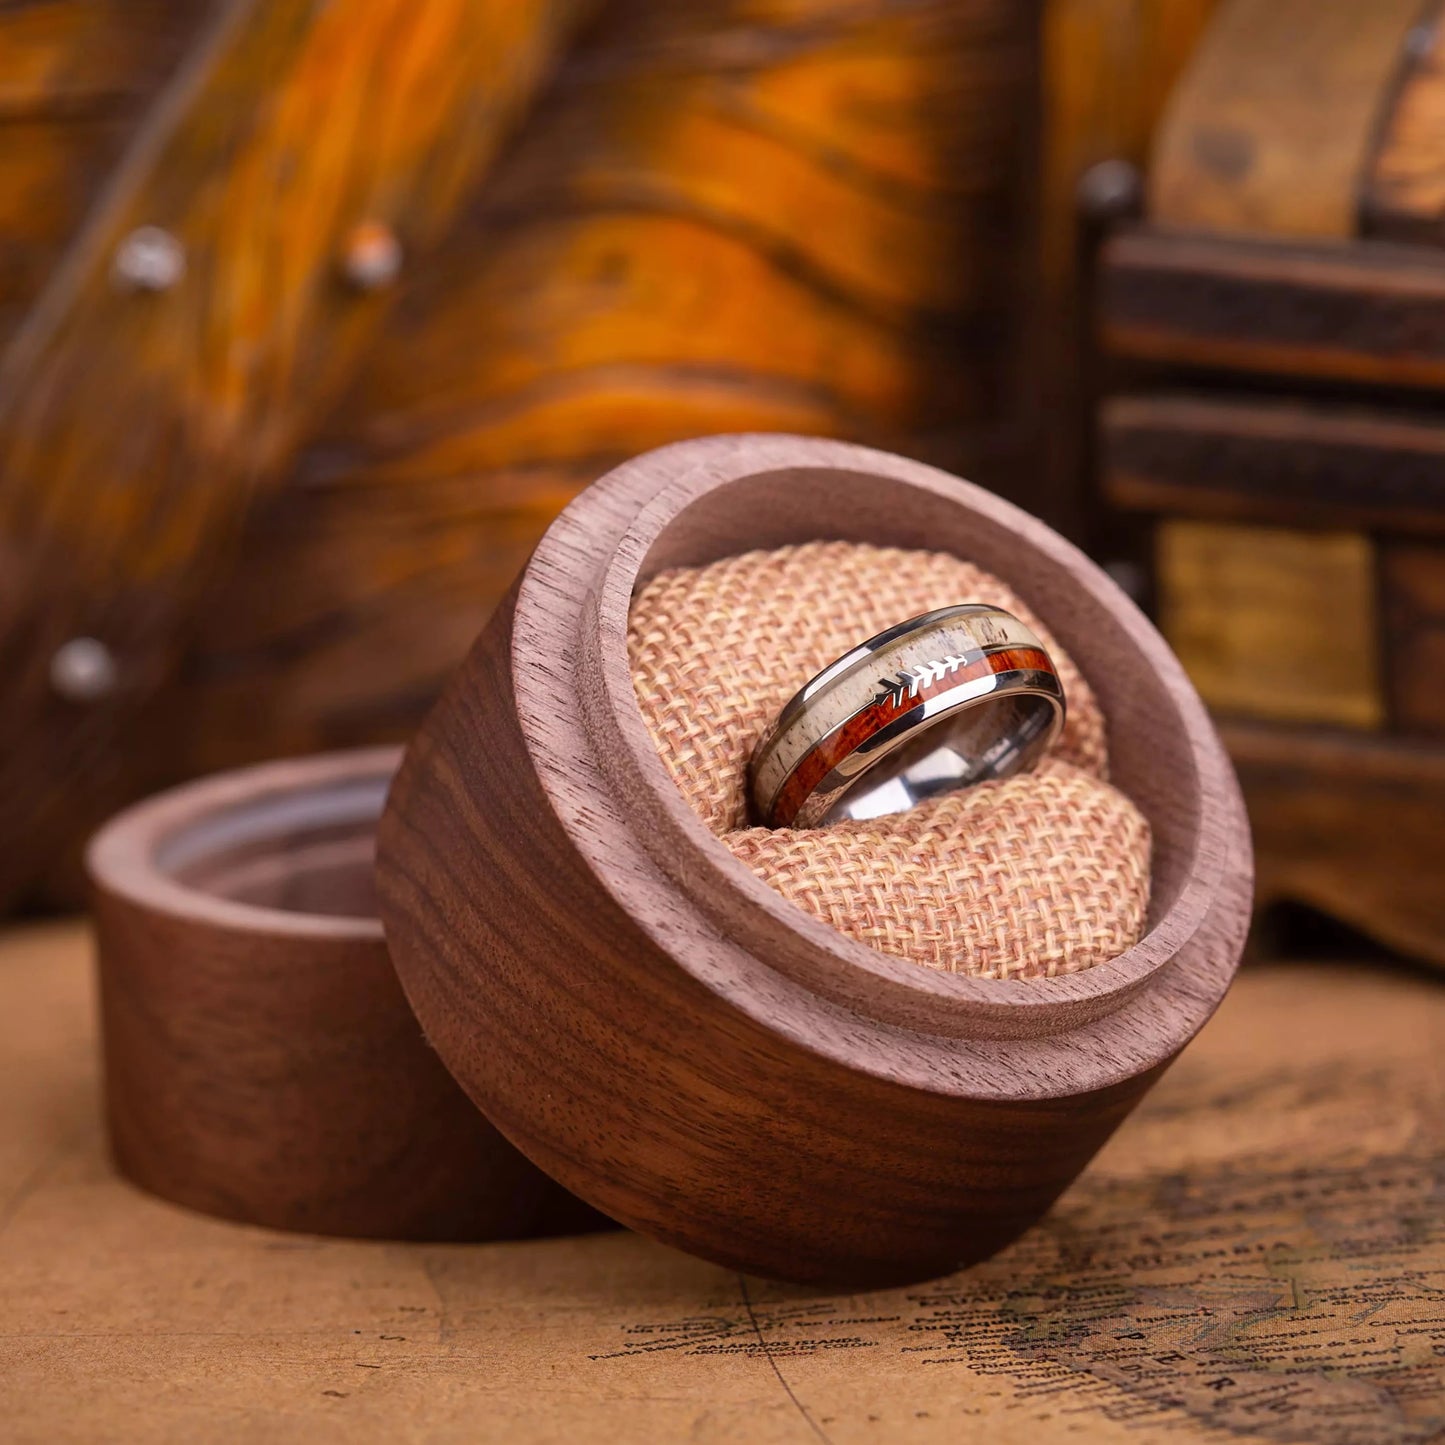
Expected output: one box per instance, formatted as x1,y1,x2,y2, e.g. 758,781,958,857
87,748,599,1242
377,435,1252,1289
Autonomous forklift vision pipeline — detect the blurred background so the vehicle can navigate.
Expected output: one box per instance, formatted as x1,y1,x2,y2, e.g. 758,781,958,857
1,0,1440,968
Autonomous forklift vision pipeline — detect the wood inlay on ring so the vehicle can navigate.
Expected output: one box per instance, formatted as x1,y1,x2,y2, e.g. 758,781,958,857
769,644,1054,827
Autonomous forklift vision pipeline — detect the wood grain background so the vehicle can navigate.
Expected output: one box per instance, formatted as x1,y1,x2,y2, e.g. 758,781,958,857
0,0,1041,913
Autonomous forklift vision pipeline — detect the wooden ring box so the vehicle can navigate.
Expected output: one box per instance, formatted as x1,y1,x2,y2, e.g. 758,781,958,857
378,434,1255,1288
87,747,600,1241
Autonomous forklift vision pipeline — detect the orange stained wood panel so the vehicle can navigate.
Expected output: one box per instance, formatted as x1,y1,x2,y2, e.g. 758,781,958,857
0,0,593,908
0,0,1040,909
324,0,1026,445
168,0,1035,781
0,0,591,579
0,1,211,343
0,0,199,116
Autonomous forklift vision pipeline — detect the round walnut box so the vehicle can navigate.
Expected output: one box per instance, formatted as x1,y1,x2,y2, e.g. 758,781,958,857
377,434,1253,1288
89,748,600,1242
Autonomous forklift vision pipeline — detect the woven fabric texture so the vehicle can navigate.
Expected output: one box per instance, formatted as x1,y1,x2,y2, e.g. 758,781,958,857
628,542,1151,979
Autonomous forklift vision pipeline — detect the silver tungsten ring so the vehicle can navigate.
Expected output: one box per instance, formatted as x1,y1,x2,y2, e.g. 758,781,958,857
747,604,1066,829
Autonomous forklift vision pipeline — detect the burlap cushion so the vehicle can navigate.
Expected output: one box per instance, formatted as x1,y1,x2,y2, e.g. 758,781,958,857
628,542,1151,979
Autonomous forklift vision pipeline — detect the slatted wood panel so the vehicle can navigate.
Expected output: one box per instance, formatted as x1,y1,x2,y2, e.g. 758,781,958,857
1103,393,1445,534
1095,0,1445,967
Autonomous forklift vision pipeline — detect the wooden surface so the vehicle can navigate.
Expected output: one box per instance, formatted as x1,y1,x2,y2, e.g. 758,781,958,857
1226,721,1445,968
0,0,1040,915
377,435,1251,1288
1148,0,1422,238
1093,0,1445,970
1155,520,1384,731
3,921,1443,1443
1364,10,1445,245
1103,393,1445,536
1100,226,1445,388
86,749,596,1243
1383,543,1445,736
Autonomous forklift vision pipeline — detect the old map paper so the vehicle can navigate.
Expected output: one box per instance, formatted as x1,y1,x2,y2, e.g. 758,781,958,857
1,923,1442,1443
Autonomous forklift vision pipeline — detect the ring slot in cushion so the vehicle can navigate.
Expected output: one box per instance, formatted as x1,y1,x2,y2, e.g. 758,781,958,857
628,542,1151,979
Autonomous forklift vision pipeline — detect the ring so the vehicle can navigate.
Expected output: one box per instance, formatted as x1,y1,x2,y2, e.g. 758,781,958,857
747,604,1066,828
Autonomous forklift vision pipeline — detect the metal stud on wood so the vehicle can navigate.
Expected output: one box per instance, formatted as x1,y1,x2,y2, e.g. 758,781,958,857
110,227,186,292
49,637,118,702
340,221,403,290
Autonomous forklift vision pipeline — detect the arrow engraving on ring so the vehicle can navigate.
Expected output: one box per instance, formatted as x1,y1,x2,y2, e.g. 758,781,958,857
874,653,975,710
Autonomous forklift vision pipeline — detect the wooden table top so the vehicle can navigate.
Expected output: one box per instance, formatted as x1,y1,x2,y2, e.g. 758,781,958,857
2,921,1443,1444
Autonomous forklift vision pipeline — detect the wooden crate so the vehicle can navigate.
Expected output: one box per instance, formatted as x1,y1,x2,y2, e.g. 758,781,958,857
1094,0,1445,965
